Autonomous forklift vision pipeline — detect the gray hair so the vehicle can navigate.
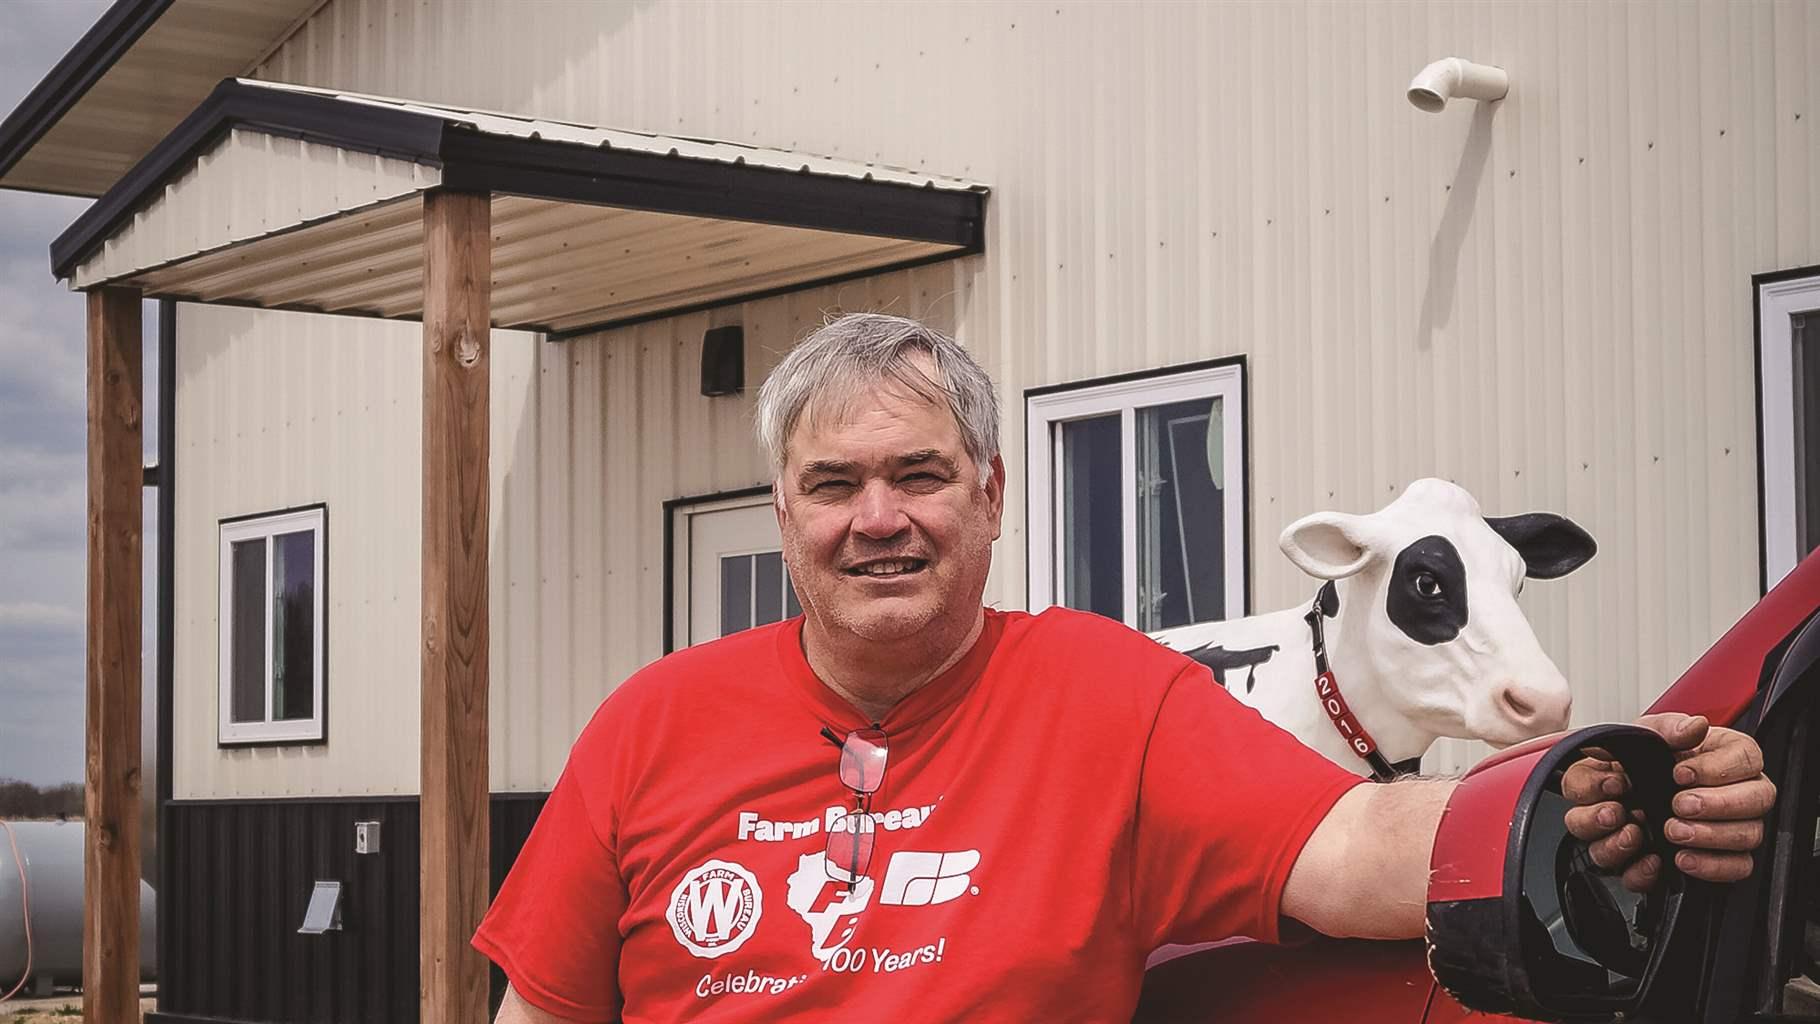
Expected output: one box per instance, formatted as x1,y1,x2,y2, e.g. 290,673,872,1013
755,313,1001,484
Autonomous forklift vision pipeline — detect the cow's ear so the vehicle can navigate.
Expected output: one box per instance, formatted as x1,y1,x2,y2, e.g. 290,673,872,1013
1485,513,1597,580
1280,511,1376,580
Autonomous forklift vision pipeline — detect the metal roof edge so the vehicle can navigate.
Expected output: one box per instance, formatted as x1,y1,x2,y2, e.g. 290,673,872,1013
439,127,986,249
0,0,176,196
51,79,450,281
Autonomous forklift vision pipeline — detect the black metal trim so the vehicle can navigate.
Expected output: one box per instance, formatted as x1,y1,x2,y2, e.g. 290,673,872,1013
1020,354,1253,616
1750,263,1820,597
0,0,175,191
1239,354,1253,616
53,80,988,294
162,791,553,808
441,128,983,247
217,500,332,528
155,298,176,1013
1022,354,1250,399
164,793,423,808
145,1012,264,1024
544,246,983,342
214,501,330,749
661,485,775,655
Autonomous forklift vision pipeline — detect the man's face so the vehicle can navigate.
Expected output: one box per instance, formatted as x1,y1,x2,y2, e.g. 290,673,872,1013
776,360,1004,647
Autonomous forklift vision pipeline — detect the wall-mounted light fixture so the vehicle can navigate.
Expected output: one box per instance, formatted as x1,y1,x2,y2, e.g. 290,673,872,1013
1407,58,1509,113
700,325,745,397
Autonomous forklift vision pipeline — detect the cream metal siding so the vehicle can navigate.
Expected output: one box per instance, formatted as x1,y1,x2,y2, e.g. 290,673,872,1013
174,303,423,798
71,128,438,290
173,268,960,798
166,0,1820,789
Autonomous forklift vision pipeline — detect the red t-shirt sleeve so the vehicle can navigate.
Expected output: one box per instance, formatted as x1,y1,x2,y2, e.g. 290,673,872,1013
1131,663,1366,949
471,754,626,1022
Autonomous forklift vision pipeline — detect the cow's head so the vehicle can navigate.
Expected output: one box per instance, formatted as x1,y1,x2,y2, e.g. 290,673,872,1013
1278,478,1595,749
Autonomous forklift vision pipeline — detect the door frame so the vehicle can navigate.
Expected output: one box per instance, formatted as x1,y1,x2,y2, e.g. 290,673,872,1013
663,484,775,653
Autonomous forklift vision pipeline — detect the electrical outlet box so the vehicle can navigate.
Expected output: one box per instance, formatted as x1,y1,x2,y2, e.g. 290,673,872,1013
355,820,381,855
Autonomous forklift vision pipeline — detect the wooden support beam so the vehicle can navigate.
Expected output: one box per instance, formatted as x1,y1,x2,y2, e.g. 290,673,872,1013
84,286,142,1024
420,189,492,1024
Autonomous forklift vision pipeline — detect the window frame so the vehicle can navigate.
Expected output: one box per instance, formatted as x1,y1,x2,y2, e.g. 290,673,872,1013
1024,357,1250,628
217,504,328,746
1755,266,1820,593
663,485,778,654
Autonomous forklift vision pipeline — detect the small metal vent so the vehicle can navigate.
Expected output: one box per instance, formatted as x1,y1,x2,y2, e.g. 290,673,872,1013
298,880,343,934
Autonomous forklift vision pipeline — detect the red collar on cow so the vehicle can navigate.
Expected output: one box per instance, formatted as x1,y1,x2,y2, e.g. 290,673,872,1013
1304,589,1407,783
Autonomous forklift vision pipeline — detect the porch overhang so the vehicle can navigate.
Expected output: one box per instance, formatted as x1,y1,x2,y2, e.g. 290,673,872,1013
0,0,323,197
53,79,989,336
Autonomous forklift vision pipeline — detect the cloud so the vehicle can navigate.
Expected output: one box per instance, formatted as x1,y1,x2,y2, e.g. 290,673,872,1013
0,3,112,110
0,601,81,630
0,0,117,788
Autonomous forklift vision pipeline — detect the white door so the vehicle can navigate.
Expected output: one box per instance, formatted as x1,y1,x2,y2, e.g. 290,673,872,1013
670,492,802,649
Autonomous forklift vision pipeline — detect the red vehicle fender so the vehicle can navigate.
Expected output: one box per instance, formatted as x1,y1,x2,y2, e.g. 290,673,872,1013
1135,937,1436,1022
1645,551,1820,722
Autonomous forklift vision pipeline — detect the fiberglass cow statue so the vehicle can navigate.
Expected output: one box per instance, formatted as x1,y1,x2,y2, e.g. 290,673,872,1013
1150,478,1596,779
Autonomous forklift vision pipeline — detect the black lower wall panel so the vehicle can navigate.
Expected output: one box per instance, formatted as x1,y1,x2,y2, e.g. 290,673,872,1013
152,793,547,1024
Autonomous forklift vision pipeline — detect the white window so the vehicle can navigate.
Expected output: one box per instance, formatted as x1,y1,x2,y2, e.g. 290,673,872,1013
1026,360,1247,630
1758,271,1820,591
218,506,326,745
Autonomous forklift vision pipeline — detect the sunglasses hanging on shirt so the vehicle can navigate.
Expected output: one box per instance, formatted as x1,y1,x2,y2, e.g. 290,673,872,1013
820,726,889,883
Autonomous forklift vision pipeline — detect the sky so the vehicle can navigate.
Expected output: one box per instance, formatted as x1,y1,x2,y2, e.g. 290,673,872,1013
0,0,146,788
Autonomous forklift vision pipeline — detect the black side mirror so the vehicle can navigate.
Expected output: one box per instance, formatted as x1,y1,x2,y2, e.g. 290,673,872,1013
1427,724,1704,1021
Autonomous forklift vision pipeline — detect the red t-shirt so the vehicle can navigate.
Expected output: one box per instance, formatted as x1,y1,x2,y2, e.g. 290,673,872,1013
472,607,1363,1022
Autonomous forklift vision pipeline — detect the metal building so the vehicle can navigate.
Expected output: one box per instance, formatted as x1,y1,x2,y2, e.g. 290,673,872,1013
0,1,1816,1021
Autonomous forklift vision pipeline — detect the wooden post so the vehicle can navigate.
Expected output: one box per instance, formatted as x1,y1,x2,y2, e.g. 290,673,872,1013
85,286,142,1024
421,190,491,1024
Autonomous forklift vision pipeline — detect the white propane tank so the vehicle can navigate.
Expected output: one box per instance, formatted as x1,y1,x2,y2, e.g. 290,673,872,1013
0,820,156,995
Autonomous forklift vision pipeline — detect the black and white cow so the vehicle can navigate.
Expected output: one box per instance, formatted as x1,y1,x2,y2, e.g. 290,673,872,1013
1151,478,1597,776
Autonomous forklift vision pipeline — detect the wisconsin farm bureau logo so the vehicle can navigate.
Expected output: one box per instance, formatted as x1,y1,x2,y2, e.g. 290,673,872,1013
668,859,763,959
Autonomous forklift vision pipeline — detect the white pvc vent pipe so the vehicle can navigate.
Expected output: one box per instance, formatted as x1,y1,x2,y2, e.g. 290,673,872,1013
1407,58,1509,113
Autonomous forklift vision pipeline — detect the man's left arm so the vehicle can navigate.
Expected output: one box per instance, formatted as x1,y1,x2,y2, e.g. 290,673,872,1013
1280,712,1779,940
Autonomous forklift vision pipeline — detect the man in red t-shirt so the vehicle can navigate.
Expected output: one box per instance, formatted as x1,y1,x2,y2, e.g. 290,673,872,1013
475,314,1776,1023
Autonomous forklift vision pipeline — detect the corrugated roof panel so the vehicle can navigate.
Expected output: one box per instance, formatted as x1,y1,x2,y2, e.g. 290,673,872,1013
124,192,960,332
